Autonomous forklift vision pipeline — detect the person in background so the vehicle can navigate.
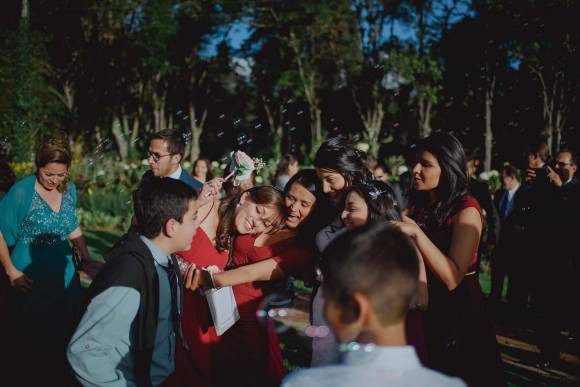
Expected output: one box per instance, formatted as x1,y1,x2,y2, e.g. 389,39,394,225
274,153,299,190
142,128,203,190
192,158,213,185
68,178,200,386
466,153,500,258
0,136,94,386
534,149,580,367
281,223,465,387
372,164,390,183
489,165,524,315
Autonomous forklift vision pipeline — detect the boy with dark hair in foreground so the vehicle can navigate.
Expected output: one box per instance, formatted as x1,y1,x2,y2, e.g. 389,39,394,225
68,178,199,386
282,222,466,387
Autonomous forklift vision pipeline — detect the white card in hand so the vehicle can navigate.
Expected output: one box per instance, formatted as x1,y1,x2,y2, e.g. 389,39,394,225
204,286,240,336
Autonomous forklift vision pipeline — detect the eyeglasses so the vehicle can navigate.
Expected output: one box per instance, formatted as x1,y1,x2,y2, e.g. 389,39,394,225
148,151,173,162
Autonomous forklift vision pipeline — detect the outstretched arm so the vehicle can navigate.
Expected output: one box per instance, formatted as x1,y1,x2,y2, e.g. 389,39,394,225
393,208,482,291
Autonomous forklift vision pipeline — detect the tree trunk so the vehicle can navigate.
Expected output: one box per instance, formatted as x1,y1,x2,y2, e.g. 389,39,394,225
484,75,495,172
21,0,29,19
111,116,128,162
188,102,208,162
418,93,432,138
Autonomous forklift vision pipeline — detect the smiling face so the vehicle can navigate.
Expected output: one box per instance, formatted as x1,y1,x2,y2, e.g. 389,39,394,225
234,192,280,235
148,139,181,177
412,151,442,192
341,191,369,230
284,181,317,229
316,168,347,205
37,162,69,191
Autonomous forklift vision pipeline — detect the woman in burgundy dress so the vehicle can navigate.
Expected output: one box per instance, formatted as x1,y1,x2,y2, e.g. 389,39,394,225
392,132,504,387
168,185,286,387
186,170,326,387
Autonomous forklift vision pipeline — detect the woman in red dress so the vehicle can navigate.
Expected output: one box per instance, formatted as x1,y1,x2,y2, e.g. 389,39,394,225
168,185,286,387
186,170,326,387
392,133,504,387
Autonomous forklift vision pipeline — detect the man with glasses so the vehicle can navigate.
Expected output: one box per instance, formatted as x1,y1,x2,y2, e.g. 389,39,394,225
143,129,203,190
536,149,580,367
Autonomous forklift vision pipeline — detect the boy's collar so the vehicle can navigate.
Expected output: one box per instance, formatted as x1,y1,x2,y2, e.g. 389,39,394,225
140,235,171,267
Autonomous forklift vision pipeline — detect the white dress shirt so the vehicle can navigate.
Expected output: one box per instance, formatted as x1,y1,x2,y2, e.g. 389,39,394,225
168,165,183,180
283,345,466,387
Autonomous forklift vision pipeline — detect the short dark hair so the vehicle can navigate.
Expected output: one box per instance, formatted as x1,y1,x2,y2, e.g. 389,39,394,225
133,177,198,238
501,164,520,181
321,222,419,325
525,140,550,162
150,129,186,157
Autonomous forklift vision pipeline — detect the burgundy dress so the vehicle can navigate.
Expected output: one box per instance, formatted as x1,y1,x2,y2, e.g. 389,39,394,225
212,234,314,387
166,228,228,387
421,195,504,387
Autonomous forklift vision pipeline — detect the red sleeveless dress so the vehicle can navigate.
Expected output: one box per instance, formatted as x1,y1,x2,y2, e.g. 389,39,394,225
421,195,504,387
167,227,228,387
212,234,314,387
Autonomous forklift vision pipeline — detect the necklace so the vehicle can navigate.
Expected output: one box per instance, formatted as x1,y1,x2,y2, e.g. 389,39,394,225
338,341,376,353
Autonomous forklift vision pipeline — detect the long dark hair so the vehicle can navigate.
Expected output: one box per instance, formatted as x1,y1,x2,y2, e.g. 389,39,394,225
215,186,285,253
345,180,403,223
314,135,372,186
412,132,469,229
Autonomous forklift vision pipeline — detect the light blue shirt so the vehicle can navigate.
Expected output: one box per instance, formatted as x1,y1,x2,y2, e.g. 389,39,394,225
67,236,177,386
283,345,467,387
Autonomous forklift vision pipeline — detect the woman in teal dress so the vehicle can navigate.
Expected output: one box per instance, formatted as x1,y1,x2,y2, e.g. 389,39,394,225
0,137,93,386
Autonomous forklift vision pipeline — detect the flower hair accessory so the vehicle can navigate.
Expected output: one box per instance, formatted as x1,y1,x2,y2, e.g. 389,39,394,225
224,151,266,186
361,181,388,200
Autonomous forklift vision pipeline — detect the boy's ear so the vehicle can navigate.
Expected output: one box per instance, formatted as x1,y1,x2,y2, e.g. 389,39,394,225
163,218,178,238
350,292,370,326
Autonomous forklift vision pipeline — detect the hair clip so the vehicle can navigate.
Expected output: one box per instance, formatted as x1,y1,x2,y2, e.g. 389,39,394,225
361,182,388,201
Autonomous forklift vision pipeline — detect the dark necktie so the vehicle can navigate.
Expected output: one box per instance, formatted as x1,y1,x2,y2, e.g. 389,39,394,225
165,255,205,378
499,192,509,219
164,256,188,351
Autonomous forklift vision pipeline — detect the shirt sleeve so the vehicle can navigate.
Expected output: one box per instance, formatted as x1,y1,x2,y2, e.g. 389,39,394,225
67,286,140,387
67,182,79,233
0,181,29,247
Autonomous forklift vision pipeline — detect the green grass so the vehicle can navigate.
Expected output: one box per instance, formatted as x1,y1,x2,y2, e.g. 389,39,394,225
84,228,123,262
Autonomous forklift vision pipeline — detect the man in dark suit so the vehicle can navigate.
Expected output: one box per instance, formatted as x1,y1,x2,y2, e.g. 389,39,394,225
535,149,580,366
489,165,524,313
466,155,500,258
142,129,203,190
